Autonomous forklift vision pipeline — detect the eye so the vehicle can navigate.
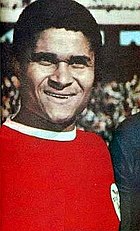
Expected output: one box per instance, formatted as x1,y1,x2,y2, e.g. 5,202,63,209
39,59,54,66
69,56,90,69
71,62,86,69
38,56,58,67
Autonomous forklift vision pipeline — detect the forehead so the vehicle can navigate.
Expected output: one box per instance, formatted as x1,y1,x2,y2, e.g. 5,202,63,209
35,28,92,58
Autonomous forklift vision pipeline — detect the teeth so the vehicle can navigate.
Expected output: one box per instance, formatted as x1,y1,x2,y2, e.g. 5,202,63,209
44,91,69,99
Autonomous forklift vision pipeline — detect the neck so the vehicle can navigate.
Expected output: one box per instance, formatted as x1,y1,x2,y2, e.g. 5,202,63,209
13,110,76,132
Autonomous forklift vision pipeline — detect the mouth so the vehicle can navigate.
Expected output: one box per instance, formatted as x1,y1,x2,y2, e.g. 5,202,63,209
43,90,76,99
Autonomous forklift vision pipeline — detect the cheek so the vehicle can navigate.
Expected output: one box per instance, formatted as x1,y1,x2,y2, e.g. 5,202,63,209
82,88,92,105
80,72,94,93
25,66,45,89
81,77,94,105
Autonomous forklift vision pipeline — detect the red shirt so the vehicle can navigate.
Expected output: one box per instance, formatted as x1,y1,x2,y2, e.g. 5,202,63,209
0,125,119,231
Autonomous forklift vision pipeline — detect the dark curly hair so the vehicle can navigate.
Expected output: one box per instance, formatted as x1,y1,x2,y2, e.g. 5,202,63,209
13,0,102,60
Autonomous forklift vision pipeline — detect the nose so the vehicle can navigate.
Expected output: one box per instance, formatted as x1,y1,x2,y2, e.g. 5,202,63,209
48,62,73,90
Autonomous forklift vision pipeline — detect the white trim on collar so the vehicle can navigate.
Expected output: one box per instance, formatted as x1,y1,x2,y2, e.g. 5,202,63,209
4,118,76,141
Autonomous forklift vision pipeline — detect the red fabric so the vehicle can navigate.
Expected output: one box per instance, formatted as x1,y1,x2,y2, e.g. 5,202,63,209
0,126,119,231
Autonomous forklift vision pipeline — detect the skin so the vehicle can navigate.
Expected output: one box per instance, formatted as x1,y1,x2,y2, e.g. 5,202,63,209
14,28,95,131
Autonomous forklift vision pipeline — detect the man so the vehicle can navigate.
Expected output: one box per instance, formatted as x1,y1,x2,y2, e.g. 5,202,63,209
109,112,140,231
0,1,119,230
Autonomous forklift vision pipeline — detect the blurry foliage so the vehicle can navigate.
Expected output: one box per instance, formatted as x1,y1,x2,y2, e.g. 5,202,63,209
77,75,140,142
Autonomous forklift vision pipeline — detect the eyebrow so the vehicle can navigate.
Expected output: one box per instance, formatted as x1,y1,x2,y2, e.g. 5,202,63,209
69,55,92,63
30,52,57,62
30,52,92,63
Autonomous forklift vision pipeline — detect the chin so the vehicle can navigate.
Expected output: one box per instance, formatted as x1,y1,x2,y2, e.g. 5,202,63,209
46,113,76,126
50,117,74,125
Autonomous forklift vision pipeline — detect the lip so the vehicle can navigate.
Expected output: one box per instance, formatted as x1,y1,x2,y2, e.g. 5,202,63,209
43,90,76,99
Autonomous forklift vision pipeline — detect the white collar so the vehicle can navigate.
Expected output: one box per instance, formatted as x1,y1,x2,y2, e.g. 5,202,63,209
4,118,76,141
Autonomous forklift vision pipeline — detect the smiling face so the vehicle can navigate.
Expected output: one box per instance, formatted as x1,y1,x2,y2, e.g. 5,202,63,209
17,28,95,131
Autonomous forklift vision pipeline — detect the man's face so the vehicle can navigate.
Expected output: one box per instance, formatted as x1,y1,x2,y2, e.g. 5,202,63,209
20,28,95,129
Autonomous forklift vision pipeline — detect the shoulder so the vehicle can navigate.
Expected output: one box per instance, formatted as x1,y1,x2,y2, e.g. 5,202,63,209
111,113,140,146
76,129,111,161
77,129,107,146
77,129,115,181
109,113,140,191
0,124,17,134
116,112,140,135
0,124,11,136
109,114,140,171
0,125,21,147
